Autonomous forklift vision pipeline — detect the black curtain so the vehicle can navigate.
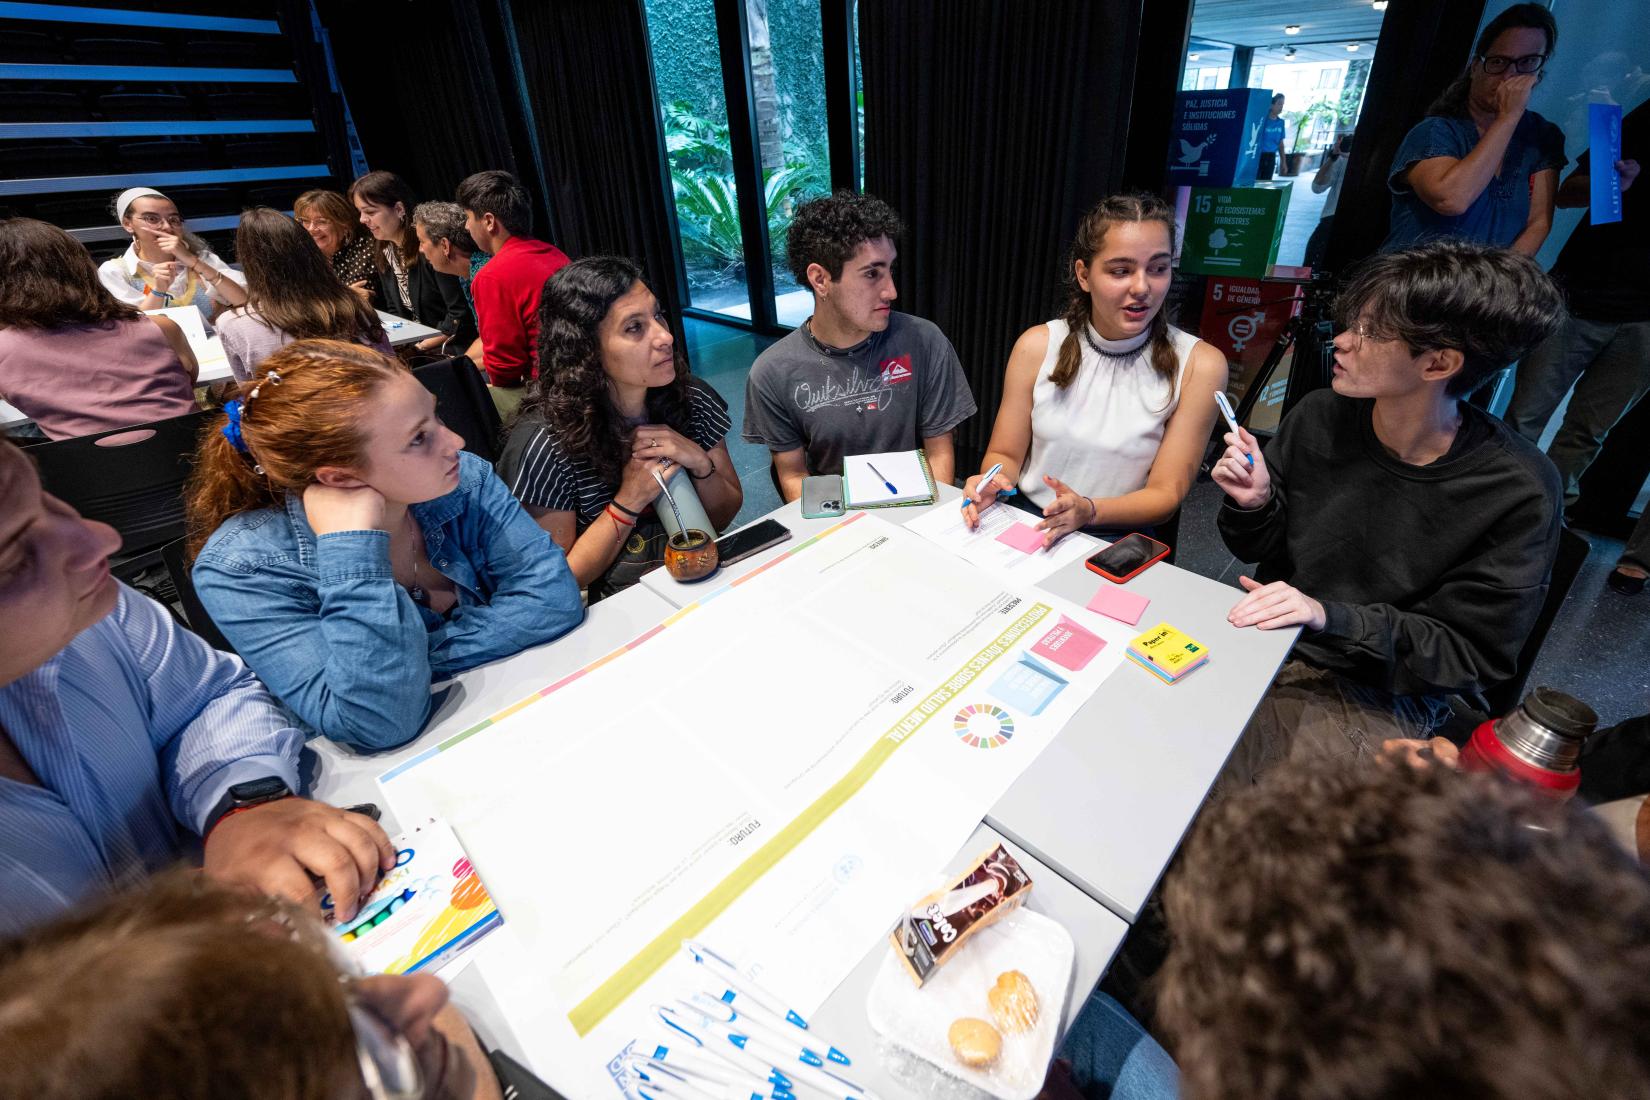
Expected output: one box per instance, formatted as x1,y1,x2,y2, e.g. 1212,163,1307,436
314,0,522,205
858,0,1142,467
507,0,688,348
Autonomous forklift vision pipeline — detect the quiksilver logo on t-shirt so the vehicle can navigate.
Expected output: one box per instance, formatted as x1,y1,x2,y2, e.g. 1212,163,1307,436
880,355,913,385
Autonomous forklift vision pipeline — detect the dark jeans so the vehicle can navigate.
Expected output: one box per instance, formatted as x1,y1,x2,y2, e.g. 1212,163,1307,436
1213,660,1456,796
1258,151,1277,180
1504,315,1650,506
1052,991,1179,1099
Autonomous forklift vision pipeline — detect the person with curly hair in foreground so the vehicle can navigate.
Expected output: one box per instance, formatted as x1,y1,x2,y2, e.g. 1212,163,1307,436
742,190,976,500
0,871,502,1100
1044,758,1650,1099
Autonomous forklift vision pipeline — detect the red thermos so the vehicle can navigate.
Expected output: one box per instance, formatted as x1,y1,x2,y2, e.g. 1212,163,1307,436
1459,687,1598,800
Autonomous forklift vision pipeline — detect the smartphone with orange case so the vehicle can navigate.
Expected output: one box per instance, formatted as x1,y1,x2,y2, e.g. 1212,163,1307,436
1084,532,1170,583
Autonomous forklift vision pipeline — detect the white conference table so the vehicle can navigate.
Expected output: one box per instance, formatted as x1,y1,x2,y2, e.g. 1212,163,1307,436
307,548,1127,1097
645,486,1299,923
0,308,443,429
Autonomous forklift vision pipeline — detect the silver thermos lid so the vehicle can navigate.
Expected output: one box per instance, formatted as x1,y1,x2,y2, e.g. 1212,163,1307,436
1494,687,1599,774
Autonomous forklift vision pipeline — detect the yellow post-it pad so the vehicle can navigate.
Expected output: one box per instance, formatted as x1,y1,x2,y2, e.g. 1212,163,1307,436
1128,622,1209,681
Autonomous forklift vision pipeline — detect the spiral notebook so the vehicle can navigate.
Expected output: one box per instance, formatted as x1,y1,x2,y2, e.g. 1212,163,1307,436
843,449,937,509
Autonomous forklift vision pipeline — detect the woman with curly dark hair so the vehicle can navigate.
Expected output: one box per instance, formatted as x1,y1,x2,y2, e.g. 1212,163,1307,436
497,256,742,600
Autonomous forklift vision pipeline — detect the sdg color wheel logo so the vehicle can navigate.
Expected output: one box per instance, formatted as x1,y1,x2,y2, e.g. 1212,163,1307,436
954,703,1015,749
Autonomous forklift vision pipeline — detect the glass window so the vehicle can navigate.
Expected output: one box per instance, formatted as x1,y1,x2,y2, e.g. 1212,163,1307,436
854,0,864,191
748,0,832,327
643,0,752,317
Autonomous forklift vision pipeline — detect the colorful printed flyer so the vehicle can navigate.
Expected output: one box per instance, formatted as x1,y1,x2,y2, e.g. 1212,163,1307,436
322,818,502,975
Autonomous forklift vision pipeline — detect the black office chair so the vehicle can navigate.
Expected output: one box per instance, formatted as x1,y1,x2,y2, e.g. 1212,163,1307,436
28,410,209,582
413,356,504,464
160,537,237,654
1480,526,1591,717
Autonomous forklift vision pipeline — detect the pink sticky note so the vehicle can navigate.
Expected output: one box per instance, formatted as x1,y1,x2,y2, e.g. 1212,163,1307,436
996,522,1046,554
1032,615,1107,672
1087,585,1150,626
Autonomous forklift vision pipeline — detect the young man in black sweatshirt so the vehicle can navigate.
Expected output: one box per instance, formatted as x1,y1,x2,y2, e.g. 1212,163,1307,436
1210,240,1565,783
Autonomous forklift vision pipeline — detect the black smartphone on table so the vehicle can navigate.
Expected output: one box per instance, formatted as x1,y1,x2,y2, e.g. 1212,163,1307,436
715,519,793,565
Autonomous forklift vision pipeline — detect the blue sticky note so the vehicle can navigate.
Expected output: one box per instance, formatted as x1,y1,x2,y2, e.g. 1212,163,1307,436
989,652,1069,717
1590,102,1624,226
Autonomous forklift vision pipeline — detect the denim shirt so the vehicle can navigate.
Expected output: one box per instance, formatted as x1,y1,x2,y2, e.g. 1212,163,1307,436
192,451,584,752
1383,111,1566,252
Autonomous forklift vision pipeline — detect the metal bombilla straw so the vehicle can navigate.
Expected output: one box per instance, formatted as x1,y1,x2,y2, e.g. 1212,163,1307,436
653,464,689,541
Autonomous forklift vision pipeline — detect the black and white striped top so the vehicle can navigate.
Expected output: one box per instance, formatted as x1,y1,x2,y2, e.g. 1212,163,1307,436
498,378,732,528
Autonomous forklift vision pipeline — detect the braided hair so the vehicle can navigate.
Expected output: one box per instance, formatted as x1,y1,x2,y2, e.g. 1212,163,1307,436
1050,193,1180,401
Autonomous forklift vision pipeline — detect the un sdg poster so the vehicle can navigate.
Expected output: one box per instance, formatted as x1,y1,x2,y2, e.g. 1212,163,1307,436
1166,88,1275,188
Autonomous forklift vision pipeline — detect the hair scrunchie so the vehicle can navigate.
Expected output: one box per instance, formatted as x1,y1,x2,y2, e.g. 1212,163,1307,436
221,398,249,453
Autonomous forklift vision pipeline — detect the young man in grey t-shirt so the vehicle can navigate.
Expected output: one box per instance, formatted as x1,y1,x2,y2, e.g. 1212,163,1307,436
743,192,976,501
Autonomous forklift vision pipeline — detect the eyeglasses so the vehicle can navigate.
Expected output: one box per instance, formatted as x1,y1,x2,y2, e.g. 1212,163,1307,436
1478,52,1547,75
348,997,425,1100
131,212,185,227
1348,320,1378,349
298,217,335,230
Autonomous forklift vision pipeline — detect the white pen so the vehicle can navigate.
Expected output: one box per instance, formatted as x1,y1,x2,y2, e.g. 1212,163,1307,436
655,1006,797,1094
1213,391,1253,468
630,1064,727,1100
628,1056,778,1100
682,941,809,1029
688,993,852,1067
638,1048,785,1098
962,461,1003,510
671,1001,877,1100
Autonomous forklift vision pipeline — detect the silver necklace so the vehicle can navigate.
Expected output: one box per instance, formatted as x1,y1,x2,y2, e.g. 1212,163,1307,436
402,511,428,607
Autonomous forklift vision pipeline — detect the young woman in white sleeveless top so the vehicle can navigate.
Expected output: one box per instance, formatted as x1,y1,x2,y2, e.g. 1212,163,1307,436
964,194,1227,545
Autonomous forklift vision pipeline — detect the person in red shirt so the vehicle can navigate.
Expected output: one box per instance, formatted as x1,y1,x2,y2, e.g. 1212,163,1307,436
455,171,570,414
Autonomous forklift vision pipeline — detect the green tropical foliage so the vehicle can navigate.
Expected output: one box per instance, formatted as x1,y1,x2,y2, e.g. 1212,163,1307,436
1288,101,1340,153
662,99,829,292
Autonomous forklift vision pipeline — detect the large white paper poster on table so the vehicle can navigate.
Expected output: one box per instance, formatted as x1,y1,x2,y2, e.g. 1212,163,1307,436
905,497,1103,583
376,513,1127,1097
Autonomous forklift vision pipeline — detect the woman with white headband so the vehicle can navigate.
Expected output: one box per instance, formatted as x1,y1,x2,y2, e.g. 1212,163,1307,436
97,187,248,326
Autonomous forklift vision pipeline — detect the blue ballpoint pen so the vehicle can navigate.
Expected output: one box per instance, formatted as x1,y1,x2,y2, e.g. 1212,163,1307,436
866,462,897,496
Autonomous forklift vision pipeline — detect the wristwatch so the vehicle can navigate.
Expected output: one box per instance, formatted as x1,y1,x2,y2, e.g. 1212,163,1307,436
204,776,293,836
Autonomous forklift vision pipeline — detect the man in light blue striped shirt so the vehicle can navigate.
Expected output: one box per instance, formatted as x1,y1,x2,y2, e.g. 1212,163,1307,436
0,439,394,935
